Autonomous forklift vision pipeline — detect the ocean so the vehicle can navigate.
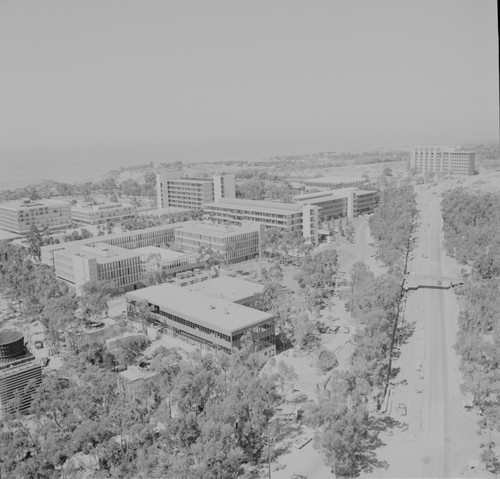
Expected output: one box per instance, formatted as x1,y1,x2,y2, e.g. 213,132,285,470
0,143,308,191
0,146,262,191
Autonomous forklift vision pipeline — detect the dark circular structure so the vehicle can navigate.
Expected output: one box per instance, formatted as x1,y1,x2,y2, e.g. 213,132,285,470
0,330,25,363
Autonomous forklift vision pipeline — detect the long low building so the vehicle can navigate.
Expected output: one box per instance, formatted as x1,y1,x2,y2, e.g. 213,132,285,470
126,284,275,356
0,198,71,234
70,201,136,225
41,222,195,266
293,188,378,220
303,175,367,191
203,198,319,243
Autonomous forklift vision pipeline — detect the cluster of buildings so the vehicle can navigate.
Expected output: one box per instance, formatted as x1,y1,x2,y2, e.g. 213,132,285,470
0,199,138,235
40,220,264,293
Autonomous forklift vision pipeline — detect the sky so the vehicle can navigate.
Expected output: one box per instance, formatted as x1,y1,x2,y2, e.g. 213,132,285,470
0,0,498,171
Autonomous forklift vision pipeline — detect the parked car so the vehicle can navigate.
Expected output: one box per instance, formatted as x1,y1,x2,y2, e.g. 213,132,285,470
341,326,350,334
41,357,50,367
397,403,407,416
34,340,44,349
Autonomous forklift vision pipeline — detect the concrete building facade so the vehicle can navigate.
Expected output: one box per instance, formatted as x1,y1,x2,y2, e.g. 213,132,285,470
70,202,136,225
0,198,71,234
53,243,143,293
411,146,475,176
0,330,42,417
126,284,275,356
173,221,264,263
156,173,236,209
203,198,319,243
294,188,378,220
41,222,194,266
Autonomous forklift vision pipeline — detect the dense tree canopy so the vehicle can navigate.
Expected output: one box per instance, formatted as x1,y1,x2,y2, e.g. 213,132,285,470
442,188,500,279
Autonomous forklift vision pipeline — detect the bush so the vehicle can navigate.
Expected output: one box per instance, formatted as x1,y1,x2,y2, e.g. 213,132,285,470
317,349,338,373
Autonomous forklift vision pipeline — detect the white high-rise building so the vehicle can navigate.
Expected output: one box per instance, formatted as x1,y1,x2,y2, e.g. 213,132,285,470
411,146,475,176
156,173,235,209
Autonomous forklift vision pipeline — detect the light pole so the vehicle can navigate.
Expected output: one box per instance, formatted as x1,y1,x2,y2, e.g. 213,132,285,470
267,416,278,478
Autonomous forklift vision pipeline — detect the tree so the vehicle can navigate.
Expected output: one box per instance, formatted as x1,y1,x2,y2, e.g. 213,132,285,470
295,248,339,308
307,375,382,477
27,224,43,261
79,280,122,319
317,349,338,373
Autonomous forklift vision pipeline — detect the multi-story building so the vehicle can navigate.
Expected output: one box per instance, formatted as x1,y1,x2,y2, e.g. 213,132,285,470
156,173,236,209
41,222,195,266
303,176,367,192
203,198,319,243
0,330,42,417
134,246,203,275
187,276,264,308
53,243,143,293
70,201,136,225
354,189,379,215
411,146,475,176
173,221,264,263
0,198,71,234
293,188,378,220
126,284,275,356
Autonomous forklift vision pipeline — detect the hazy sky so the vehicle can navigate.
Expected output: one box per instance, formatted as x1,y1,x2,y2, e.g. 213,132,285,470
0,0,498,162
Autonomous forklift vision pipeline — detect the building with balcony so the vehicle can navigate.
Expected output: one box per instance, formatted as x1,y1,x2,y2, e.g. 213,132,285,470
173,221,264,263
0,330,42,417
293,188,378,220
70,201,136,225
411,146,475,176
0,198,71,234
156,173,235,209
126,284,275,356
203,198,319,243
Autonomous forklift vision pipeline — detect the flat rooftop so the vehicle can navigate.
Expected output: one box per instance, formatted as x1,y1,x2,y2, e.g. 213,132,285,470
205,198,303,213
126,284,273,335
0,198,70,210
56,243,140,262
133,246,190,261
41,221,196,253
0,229,22,241
71,202,134,211
187,276,264,303
176,221,261,237
303,176,365,185
294,188,356,201
119,366,159,382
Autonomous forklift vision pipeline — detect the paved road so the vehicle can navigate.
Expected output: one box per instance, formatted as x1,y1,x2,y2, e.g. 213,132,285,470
367,188,488,478
412,192,481,477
